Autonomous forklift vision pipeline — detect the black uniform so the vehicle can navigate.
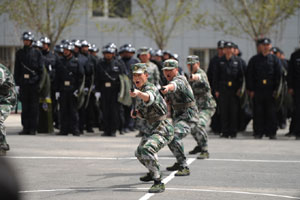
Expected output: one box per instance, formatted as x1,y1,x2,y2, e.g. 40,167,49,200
287,49,300,139
213,55,243,137
81,52,97,132
14,46,44,134
55,55,85,135
207,55,222,134
121,56,139,132
95,57,125,136
247,53,282,138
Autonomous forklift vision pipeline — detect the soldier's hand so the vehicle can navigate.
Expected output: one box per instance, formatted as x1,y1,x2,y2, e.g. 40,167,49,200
288,88,294,95
189,74,197,81
84,87,89,94
73,90,78,97
160,86,168,95
15,86,20,94
129,89,139,98
95,92,101,101
215,91,219,98
249,91,255,99
55,92,60,100
130,109,138,118
236,89,241,97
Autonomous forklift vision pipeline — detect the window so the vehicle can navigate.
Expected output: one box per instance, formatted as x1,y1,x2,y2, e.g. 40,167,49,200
0,47,18,71
92,0,131,18
189,48,217,71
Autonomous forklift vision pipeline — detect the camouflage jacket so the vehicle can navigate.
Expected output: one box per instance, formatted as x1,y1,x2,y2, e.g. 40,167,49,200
146,61,160,86
166,75,199,121
0,64,17,106
136,81,167,122
189,68,216,110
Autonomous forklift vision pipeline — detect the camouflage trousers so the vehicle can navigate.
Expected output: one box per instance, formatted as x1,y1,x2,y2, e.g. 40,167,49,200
191,107,216,151
168,108,214,167
136,118,151,135
135,119,174,180
0,105,12,136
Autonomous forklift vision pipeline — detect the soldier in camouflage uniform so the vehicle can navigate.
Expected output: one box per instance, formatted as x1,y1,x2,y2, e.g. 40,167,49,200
0,64,17,155
186,55,216,159
129,63,174,193
160,59,205,175
135,47,161,137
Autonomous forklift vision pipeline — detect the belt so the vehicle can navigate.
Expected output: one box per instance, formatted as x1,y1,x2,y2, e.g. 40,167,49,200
173,101,196,110
146,115,167,124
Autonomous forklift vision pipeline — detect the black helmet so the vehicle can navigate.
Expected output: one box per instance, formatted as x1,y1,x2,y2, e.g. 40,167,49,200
81,40,89,47
22,31,34,41
40,36,51,44
119,43,136,53
32,40,42,48
54,44,64,53
60,39,70,45
63,43,74,51
102,42,117,54
153,49,163,57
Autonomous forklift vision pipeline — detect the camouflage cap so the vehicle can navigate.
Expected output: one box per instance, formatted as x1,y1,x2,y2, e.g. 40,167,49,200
132,63,148,74
162,59,178,70
186,55,199,64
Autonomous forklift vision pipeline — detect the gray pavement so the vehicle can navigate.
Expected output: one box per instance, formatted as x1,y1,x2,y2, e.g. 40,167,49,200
3,114,300,200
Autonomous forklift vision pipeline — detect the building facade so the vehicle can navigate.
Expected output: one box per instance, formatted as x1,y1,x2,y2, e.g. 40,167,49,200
0,0,299,72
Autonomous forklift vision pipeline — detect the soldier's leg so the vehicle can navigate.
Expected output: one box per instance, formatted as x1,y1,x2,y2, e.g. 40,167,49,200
0,105,12,154
19,86,30,134
190,108,215,155
28,85,39,134
253,92,264,138
167,120,190,169
57,93,68,134
70,95,80,136
265,92,277,139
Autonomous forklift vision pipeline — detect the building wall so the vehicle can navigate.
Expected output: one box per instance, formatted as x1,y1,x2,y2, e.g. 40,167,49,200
0,0,299,71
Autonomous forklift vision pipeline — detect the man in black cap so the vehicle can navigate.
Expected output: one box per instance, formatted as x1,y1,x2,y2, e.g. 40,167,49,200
207,40,225,134
14,31,44,135
213,42,244,138
287,43,300,140
246,38,282,139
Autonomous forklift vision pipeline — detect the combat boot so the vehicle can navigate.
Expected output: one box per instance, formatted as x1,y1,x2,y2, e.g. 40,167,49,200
175,166,190,176
166,162,180,171
148,182,165,193
197,151,209,159
189,146,201,155
140,172,153,182
0,135,9,152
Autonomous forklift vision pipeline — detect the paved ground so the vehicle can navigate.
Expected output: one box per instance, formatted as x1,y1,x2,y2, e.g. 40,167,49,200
3,114,300,200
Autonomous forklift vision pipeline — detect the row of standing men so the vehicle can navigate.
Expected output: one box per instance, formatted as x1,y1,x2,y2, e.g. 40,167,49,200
208,38,299,140
14,31,181,137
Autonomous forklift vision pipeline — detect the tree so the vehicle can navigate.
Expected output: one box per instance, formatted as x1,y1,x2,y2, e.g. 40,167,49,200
127,0,205,50
0,0,84,48
209,0,300,44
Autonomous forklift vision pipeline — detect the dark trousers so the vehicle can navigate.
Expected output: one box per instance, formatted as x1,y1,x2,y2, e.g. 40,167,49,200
219,89,239,137
20,84,39,132
123,105,134,129
100,87,120,136
293,90,300,137
253,90,277,137
59,91,79,134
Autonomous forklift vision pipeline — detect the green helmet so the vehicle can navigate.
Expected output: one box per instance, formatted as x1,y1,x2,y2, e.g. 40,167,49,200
132,63,148,74
186,55,199,64
162,59,178,70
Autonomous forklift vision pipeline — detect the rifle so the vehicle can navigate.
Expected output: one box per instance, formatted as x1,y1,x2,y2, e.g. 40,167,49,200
131,81,137,117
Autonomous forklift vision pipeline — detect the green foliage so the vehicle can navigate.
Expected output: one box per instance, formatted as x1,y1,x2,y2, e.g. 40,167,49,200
0,0,83,48
210,0,300,42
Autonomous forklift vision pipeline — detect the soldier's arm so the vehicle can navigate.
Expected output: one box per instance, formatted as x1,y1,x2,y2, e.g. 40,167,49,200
287,54,294,90
130,88,150,103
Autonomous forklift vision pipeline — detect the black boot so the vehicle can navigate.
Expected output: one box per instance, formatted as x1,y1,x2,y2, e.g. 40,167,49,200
166,162,180,171
189,146,201,154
